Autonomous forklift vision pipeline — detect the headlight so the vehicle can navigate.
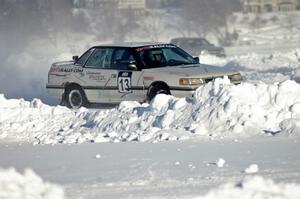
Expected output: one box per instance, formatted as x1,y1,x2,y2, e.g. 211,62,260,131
229,73,242,81
179,78,204,85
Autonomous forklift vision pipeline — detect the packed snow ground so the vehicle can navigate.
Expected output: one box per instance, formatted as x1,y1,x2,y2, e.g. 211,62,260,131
0,137,300,199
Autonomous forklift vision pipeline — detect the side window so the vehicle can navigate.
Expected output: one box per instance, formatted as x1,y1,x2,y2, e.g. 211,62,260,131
76,48,94,66
111,48,135,70
85,48,113,69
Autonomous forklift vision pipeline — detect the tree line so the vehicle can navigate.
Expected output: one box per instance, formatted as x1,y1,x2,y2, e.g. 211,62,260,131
0,0,241,57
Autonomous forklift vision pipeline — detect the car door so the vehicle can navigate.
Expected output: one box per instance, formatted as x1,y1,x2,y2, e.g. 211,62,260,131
81,47,116,103
108,48,144,103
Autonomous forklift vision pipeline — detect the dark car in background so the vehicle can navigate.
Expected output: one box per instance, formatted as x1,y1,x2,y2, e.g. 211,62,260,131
170,37,226,57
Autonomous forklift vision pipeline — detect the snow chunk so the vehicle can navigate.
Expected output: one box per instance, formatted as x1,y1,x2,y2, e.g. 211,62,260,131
195,176,300,199
95,154,101,159
0,168,65,199
216,158,226,168
150,94,174,116
175,161,181,165
244,164,259,174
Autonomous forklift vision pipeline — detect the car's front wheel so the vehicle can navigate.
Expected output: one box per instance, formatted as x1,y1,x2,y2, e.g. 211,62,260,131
147,84,171,102
65,85,89,109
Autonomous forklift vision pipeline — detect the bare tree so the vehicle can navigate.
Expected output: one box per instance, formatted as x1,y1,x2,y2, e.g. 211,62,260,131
138,11,167,41
0,0,46,53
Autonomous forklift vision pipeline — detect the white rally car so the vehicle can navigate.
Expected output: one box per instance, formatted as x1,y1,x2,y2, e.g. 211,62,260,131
46,42,242,108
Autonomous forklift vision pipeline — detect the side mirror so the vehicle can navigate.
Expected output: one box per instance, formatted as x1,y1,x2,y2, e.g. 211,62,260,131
193,57,200,64
118,60,138,71
128,63,138,71
72,56,79,61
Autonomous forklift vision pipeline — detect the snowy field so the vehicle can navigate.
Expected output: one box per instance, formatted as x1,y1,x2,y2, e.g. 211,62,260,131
0,138,300,199
228,12,300,46
1,44,300,198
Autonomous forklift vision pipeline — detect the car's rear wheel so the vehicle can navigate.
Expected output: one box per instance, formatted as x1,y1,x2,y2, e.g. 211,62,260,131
147,84,171,102
65,85,89,109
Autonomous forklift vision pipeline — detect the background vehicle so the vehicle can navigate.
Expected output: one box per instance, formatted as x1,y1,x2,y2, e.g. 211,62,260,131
46,42,241,108
170,37,226,57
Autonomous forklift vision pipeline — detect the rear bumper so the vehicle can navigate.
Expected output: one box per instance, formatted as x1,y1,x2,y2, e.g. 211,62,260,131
46,84,64,97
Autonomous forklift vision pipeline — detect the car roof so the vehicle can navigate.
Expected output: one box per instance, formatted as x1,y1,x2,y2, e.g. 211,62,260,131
93,42,171,48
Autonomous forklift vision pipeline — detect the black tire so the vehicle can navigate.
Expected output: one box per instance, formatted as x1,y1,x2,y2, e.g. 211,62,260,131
147,84,170,102
64,85,89,109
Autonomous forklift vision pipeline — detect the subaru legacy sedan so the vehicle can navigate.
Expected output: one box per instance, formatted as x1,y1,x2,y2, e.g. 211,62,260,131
46,42,241,108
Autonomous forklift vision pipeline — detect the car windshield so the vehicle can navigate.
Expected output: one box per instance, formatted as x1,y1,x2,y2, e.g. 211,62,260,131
135,45,197,69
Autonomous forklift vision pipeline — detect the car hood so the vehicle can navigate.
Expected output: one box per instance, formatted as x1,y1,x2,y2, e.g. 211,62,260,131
52,61,75,67
144,64,239,78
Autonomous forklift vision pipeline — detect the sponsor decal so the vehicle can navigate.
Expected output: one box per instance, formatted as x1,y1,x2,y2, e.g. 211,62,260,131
89,74,107,81
53,74,67,77
135,46,151,52
135,44,175,52
86,71,107,81
86,71,102,75
118,71,132,93
49,67,83,74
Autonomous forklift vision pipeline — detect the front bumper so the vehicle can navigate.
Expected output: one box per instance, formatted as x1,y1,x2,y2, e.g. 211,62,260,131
169,77,242,98
169,86,197,98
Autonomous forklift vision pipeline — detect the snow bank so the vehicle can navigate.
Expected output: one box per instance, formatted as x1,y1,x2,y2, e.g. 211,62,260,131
191,78,300,136
0,94,81,143
195,176,300,199
1,78,300,144
0,168,65,199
